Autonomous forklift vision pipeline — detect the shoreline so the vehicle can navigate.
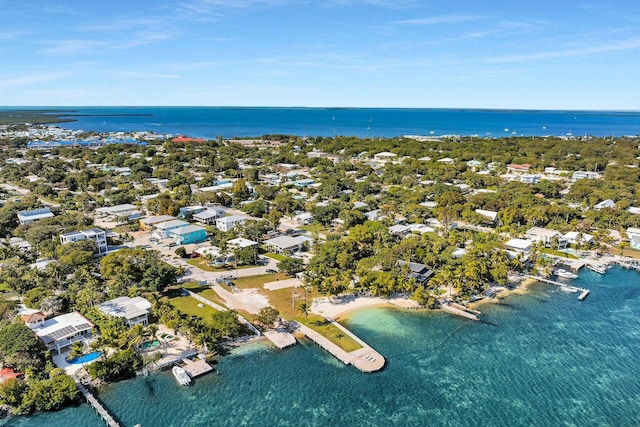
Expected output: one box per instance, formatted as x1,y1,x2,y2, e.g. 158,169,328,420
310,294,420,321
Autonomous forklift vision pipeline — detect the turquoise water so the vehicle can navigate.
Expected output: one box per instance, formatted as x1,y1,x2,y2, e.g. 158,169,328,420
68,352,103,365
7,266,640,426
7,107,640,138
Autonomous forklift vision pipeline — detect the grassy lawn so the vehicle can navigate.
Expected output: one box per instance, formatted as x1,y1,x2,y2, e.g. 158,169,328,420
264,252,287,262
608,246,640,259
232,273,289,289
182,283,229,308
0,282,10,292
163,288,220,325
299,224,329,234
303,316,363,353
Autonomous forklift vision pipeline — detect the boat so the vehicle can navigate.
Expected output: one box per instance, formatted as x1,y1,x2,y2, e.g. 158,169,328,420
172,365,191,386
554,269,578,279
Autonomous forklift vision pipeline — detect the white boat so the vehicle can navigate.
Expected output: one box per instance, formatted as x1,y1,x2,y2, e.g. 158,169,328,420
172,366,191,386
554,269,578,279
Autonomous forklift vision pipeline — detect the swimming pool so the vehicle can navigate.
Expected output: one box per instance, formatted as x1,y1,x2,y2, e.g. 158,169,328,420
68,351,102,364
139,340,161,350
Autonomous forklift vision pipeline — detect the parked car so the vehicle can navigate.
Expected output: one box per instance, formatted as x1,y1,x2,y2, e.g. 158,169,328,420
266,269,277,274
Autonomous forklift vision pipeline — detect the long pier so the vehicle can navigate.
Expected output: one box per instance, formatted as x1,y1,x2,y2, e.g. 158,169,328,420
525,275,590,300
72,375,120,427
293,320,385,372
614,260,640,272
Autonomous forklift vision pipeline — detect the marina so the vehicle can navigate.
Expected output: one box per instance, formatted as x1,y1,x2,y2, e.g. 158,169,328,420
525,275,590,301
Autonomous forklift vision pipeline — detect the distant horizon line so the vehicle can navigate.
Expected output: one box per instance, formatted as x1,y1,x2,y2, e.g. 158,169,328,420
1,105,640,113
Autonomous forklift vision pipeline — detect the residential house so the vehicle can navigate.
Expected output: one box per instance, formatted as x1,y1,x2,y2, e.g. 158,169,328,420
170,224,207,245
572,171,600,180
505,238,532,254
292,178,316,188
626,227,640,249
263,235,312,254
28,312,94,355
388,224,412,238
294,211,314,225
396,260,434,284
179,205,205,219
627,207,640,215
216,215,247,232
520,174,540,184
373,152,398,162
153,219,189,239
0,368,22,384
564,231,594,246
59,228,108,254
475,209,499,225
526,227,567,248
17,208,54,225
98,296,152,327
507,163,531,173
95,204,139,220
227,237,259,250
594,199,615,210
21,311,47,328
437,157,455,164
192,210,219,225
139,215,175,231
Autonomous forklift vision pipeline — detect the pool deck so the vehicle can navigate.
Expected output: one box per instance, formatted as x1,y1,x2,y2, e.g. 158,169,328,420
52,351,97,375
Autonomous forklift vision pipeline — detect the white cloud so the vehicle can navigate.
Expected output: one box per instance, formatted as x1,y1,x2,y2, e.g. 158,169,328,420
397,14,482,25
0,72,70,88
111,71,182,79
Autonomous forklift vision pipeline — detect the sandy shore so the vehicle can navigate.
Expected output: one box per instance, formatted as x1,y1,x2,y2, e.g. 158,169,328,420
310,294,419,320
469,277,537,310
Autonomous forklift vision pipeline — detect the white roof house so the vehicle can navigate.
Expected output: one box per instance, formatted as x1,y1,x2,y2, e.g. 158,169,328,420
98,297,152,327
373,152,398,162
526,227,567,247
475,209,499,223
227,237,259,249
96,204,138,217
505,238,532,253
263,235,313,254
140,215,176,229
29,312,94,355
564,231,594,245
594,199,615,210
17,208,54,225
59,228,108,254
193,210,219,225
216,215,248,232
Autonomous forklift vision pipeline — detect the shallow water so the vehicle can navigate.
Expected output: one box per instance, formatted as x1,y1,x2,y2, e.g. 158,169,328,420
7,266,640,426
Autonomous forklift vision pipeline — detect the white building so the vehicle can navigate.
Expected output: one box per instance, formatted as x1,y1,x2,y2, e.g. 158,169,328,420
373,152,398,162
95,204,140,219
98,297,152,327
216,215,247,232
594,199,615,210
520,174,540,184
28,312,94,355
17,208,54,225
475,209,499,224
505,238,532,254
526,227,567,248
263,235,312,254
564,231,594,246
59,228,108,254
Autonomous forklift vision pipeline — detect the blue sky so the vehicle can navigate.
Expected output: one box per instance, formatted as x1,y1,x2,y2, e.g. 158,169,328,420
1,0,639,109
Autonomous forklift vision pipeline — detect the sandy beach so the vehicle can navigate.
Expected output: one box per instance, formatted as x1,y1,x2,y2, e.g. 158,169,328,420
310,294,420,320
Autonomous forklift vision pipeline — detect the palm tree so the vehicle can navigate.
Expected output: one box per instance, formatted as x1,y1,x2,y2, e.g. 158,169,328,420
297,302,309,320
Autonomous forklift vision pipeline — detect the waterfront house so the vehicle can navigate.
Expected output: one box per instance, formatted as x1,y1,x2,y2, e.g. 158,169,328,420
153,219,189,239
216,215,247,232
626,227,640,249
28,312,94,355
140,215,176,231
526,227,567,248
59,228,108,255
17,208,54,225
563,231,594,246
395,260,434,284
505,238,532,254
98,297,152,327
0,368,22,384
169,224,207,245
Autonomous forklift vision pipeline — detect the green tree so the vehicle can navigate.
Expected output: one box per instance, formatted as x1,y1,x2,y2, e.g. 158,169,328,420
277,257,304,276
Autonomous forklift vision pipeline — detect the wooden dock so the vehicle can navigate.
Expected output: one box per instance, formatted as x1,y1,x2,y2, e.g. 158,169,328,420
72,375,120,427
181,357,214,378
525,275,590,301
263,329,297,349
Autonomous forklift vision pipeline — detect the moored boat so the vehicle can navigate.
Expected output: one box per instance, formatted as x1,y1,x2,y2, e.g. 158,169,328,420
172,365,191,386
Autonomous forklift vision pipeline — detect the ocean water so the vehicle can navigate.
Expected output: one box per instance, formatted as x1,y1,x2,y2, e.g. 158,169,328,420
11,107,640,138
7,266,640,427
